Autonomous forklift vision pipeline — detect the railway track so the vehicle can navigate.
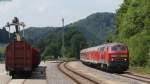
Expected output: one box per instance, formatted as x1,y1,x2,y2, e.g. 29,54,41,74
116,72,150,83
58,62,101,84
5,65,47,84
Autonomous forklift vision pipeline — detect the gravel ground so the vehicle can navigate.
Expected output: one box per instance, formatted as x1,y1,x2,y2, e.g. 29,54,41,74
0,64,11,84
25,79,47,84
0,63,47,84
46,61,76,84
0,64,7,75
24,62,47,84
67,61,147,84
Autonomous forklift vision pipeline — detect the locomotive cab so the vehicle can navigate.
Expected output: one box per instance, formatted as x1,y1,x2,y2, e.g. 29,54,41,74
108,44,129,71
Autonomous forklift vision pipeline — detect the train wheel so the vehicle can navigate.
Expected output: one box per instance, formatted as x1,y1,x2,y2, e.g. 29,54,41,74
97,64,101,69
100,64,105,70
106,67,113,73
10,71,16,78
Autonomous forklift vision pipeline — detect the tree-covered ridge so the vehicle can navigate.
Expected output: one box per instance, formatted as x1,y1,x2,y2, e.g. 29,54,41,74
22,27,55,45
0,28,10,43
0,12,116,60
22,12,116,47
111,0,150,67
38,12,115,59
0,44,6,61
69,12,116,46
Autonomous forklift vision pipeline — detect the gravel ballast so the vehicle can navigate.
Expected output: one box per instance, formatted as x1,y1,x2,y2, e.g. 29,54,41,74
67,61,147,84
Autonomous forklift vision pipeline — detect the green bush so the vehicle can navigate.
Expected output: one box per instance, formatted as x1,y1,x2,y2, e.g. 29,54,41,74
128,32,150,66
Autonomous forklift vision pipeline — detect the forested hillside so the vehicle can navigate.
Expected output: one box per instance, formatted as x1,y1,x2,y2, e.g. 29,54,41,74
0,28,12,61
36,12,115,59
110,0,150,67
68,13,115,46
0,28,10,43
0,12,116,60
23,12,115,46
22,27,55,45
39,27,87,60
0,44,6,61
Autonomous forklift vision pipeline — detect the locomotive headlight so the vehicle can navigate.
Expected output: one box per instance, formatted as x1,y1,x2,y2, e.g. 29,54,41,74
124,58,127,61
111,58,114,61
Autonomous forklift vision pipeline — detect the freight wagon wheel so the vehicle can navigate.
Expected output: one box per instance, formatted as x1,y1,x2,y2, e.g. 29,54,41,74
24,71,32,78
9,71,14,76
10,71,16,78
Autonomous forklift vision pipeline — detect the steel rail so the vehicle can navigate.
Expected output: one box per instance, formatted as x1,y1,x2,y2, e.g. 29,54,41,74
58,62,81,84
116,73,150,83
58,62,101,84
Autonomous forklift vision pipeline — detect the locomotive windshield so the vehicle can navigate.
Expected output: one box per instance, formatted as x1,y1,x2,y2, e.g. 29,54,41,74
111,45,126,51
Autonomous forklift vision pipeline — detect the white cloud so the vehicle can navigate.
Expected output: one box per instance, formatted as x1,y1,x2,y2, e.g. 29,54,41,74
0,1,15,13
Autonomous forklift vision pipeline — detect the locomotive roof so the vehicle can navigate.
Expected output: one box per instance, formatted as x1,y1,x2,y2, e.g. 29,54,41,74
80,43,126,52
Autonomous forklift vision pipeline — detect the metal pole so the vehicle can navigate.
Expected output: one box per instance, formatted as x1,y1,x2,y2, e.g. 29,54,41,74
62,18,65,58
23,26,24,37
8,26,10,38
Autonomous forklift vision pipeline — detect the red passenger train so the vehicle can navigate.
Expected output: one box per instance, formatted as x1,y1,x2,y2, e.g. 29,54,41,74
80,43,129,72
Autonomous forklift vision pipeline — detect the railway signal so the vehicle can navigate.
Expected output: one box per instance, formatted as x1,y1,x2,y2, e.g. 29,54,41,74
4,17,25,41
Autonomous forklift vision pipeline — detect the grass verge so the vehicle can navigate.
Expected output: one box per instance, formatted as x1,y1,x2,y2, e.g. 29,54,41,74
129,66,150,76
0,44,6,54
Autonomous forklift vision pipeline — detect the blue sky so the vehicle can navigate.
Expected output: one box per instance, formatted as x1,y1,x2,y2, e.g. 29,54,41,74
0,0,123,30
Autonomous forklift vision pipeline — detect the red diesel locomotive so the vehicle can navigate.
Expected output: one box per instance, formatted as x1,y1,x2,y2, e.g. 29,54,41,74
80,43,129,72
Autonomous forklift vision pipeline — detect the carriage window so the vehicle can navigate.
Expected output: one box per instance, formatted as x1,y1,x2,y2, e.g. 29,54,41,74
111,45,126,51
111,47,117,51
99,47,105,52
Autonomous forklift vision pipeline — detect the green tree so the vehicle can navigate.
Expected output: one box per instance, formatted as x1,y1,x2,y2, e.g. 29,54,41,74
40,26,87,60
63,27,87,59
112,0,150,67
